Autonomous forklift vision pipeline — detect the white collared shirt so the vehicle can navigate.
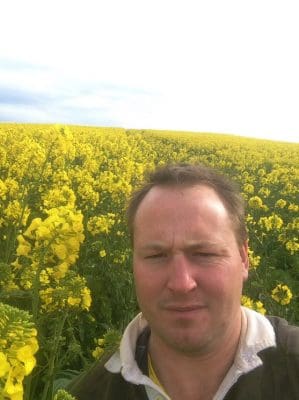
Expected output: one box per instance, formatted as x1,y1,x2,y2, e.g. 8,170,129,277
105,307,276,400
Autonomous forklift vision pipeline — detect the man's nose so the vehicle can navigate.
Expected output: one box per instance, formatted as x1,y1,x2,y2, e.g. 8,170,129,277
166,254,197,293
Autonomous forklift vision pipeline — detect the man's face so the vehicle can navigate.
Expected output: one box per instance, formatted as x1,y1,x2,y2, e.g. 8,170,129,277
133,185,248,355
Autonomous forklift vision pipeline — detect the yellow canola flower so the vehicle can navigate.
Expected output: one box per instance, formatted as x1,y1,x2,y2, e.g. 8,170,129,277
275,199,287,209
16,344,37,375
4,200,30,226
81,287,92,310
248,196,264,209
0,179,8,199
288,203,299,212
258,187,271,198
241,296,266,315
0,303,38,400
5,177,19,198
87,213,115,236
92,347,104,359
67,297,81,306
77,182,99,208
13,205,85,291
285,240,299,254
248,248,261,269
99,249,106,258
241,296,253,308
4,371,23,400
35,225,52,240
24,218,42,239
42,185,76,209
53,263,69,280
243,183,255,194
271,284,293,305
258,214,284,232
0,352,10,377
39,269,51,284
39,272,92,312
4,369,24,400
254,301,266,315
52,243,68,260
16,235,31,257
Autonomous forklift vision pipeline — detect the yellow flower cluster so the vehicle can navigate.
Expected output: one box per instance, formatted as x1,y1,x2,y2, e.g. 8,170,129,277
87,213,116,236
0,303,38,400
0,176,29,229
248,196,266,210
258,214,284,232
92,338,105,360
39,272,91,312
241,296,266,315
91,330,121,360
42,185,76,209
248,248,261,269
271,284,293,305
13,206,84,286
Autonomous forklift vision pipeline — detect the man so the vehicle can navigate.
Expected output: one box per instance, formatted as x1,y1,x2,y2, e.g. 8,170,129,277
68,163,299,399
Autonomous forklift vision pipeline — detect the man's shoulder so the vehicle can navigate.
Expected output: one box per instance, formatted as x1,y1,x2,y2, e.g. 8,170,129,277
266,315,299,354
66,351,148,400
66,353,115,399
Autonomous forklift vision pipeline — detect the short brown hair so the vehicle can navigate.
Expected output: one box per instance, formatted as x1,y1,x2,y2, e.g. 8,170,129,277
127,163,247,246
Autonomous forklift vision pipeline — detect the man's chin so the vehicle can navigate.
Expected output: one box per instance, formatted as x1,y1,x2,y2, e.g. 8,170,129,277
154,327,213,356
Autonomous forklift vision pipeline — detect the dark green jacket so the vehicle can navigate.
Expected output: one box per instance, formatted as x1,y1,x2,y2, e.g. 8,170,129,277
68,316,299,400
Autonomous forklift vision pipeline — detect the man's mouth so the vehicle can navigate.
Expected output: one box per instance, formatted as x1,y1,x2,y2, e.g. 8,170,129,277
163,304,206,312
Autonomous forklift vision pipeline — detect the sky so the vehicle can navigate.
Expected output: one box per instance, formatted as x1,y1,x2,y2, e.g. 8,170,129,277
1,0,299,143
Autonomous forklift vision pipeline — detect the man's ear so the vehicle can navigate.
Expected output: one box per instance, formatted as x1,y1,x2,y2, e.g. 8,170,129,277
240,240,249,281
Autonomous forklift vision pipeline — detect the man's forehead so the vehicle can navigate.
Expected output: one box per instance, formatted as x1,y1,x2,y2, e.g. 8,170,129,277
136,184,226,216
141,183,221,204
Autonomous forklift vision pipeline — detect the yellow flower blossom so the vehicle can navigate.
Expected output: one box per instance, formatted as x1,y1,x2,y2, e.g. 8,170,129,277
99,249,106,258
285,240,299,254
241,296,266,314
271,284,293,305
248,196,263,209
67,297,81,306
0,352,10,377
0,179,8,200
248,248,261,269
16,236,31,257
275,199,287,209
0,303,38,399
258,214,284,232
258,187,271,198
16,344,37,375
87,213,115,236
4,200,30,226
288,203,299,212
92,346,104,359
243,183,255,194
51,243,68,260
81,287,92,310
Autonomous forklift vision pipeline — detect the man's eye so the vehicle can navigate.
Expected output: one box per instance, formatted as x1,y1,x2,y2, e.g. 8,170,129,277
145,253,165,259
193,252,216,257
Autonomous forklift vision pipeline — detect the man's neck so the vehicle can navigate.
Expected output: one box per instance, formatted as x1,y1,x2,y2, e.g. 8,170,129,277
148,312,243,400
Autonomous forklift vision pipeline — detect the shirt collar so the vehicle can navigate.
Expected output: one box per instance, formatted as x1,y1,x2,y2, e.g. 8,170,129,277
213,307,276,400
105,307,276,400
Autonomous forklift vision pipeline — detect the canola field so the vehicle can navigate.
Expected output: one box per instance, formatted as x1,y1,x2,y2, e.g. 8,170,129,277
0,123,298,400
